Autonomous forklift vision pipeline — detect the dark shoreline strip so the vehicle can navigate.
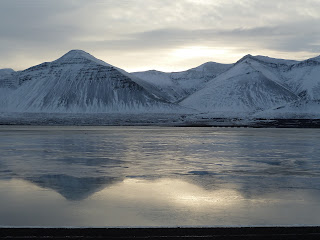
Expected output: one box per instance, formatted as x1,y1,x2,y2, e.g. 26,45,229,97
1,227,320,239
1,118,320,128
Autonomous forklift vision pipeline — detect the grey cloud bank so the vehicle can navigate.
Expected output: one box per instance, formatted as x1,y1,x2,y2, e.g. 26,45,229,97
0,0,320,71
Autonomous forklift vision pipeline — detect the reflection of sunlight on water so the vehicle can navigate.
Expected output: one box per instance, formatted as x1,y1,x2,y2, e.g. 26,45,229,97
94,178,242,209
1,178,320,226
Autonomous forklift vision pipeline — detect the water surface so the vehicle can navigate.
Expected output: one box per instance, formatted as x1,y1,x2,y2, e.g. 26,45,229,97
0,126,319,226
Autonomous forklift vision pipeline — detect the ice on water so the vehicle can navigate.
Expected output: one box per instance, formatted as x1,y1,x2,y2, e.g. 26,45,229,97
0,126,320,227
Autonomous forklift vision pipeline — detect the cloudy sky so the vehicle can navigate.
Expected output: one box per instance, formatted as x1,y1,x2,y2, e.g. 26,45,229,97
1,0,320,72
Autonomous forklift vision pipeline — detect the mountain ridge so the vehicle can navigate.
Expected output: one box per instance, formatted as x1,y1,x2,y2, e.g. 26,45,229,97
133,61,232,102
1,50,319,118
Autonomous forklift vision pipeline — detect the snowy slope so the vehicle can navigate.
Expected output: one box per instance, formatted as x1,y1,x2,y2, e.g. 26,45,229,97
132,62,232,102
281,57,320,100
180,59,298,114
0,68,17,108
0,50,181,113
255,100,320,119
235,54,320,100
233,55,294,88
0,68,17,88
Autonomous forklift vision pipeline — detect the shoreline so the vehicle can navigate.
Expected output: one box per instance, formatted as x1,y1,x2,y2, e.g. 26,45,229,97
1,112,320,128
0,118,319,128
1,226,320,239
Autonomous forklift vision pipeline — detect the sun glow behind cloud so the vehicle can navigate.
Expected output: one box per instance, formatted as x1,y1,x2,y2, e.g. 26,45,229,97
171,46,228,59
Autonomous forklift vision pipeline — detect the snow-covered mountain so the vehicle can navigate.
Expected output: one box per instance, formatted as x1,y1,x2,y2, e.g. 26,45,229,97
180,55,299,115
0,50,181,113
179,54,320,116
234,54,320,101
1,50,319,118
132,62,232,102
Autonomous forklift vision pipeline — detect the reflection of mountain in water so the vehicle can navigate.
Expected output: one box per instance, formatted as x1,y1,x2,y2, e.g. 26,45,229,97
26,174,123,201
1,128,320,201
0,129,131,201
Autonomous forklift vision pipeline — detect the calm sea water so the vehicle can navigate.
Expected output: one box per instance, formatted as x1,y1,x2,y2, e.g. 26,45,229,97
0,126,320,227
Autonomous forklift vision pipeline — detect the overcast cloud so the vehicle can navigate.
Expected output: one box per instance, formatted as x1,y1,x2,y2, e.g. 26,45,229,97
0,0,320,71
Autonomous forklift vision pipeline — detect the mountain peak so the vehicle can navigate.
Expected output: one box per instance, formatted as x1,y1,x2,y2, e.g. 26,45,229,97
64,49,91,57
235,54,254,64
55,49,113,67
57,49,94,61
197,61,220,68
236,54,297,66
191,61,232,73
244,54,253,58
